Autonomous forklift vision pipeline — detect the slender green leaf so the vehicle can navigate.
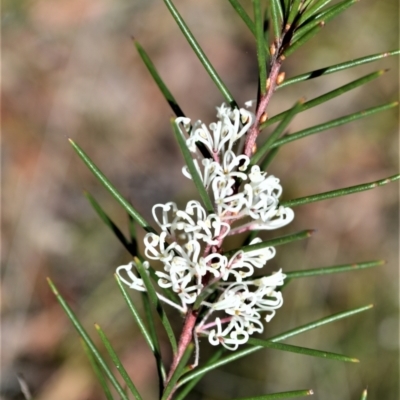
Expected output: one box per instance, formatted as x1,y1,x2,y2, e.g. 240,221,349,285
252,99,303,164
95,325,143,400
285,260,385,279
228,0,270,56
162,344,194,400
270,0,283,40
85,192,136,256
47,278,129,400
254,0,267,95
260,146,280,170
281,174,400,208
279,49,400,89
163,0,236,107
141,292,167,386
280,0,290,21
287,0,303,26
360,389,368,400
69,139,155,234
115,274,161,359
272,101,398,148
247,338,359,363
179,305,372,385
228,0,256,34
172,119,214,213
226,229,315,258
175,348,224,400
128,215,138,253
135,257,178,354
292,0,357,42
262,70,386,128
133,38,184,118
82,341,114,400
297,0,333,25
231,390,314,399
284,23,323,57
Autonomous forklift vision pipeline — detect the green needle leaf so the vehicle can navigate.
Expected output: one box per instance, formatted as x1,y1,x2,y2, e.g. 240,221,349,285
133,38,184,118
252,99,304,164
95,324,143,400
226,229,315,258
262,70,387,128
162,344,194,400
163,0,237,108
114,275,165,374
292,0,358,43
247,338,359,363
179,305,372,385
228,0,256,35
69,139,156,234
271,101,399,148
141,292,167,386
135,257,178,354
281,174,400,208
254,0,267,95
360,389,368,400
175,348,224,400
270,0,283,40
230,390,314,399
284,23,324,57
297,0,333,25
82,341,115,400
47,278,130,400
85,192,137,256
285,260,385,279
287,0,304,26
279,50,400,89
260,146,280,171
172,119,214,213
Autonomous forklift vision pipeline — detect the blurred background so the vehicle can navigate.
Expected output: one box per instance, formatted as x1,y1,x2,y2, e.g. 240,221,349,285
1,0,399,399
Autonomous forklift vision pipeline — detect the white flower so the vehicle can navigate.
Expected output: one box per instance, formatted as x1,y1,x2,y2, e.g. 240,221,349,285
116,260,149,291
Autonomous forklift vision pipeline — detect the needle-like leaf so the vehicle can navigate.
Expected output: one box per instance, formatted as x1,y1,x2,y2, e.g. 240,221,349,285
271,101,398,148
171,119,214,213
261,70,387,128
175,348,224,400
47,278,130,400
82,341,115,400
247,338,359,363
135,257,178,354
360,389,368,400
252,99,303,164
225,229,315,257
285,260,385,279
228,0,256,35
287,0,304,26
115,274,166,382
292,0,358,43
284,23,324,57
281,174,400,208
279,50,400,89
270,0,283,40
133,38,184,118
69,139,156,234
162,344,194,400
163,0,237,107
230,390,314,399
178,305,372,385
85,191,137,256
95,324,143,400
254,0,267,95
260,146,280,171
297,0,333,25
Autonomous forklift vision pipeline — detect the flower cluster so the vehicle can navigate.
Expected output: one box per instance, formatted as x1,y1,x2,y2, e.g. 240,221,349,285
117,103,294,350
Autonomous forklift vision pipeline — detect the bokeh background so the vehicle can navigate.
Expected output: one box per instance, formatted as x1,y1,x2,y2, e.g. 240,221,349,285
2,0,399,399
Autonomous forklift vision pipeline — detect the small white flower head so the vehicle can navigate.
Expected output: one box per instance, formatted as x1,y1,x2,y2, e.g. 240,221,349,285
116,260,149,292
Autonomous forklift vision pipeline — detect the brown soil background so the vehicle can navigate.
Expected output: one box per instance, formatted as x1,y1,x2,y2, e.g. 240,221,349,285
2,1,399,399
